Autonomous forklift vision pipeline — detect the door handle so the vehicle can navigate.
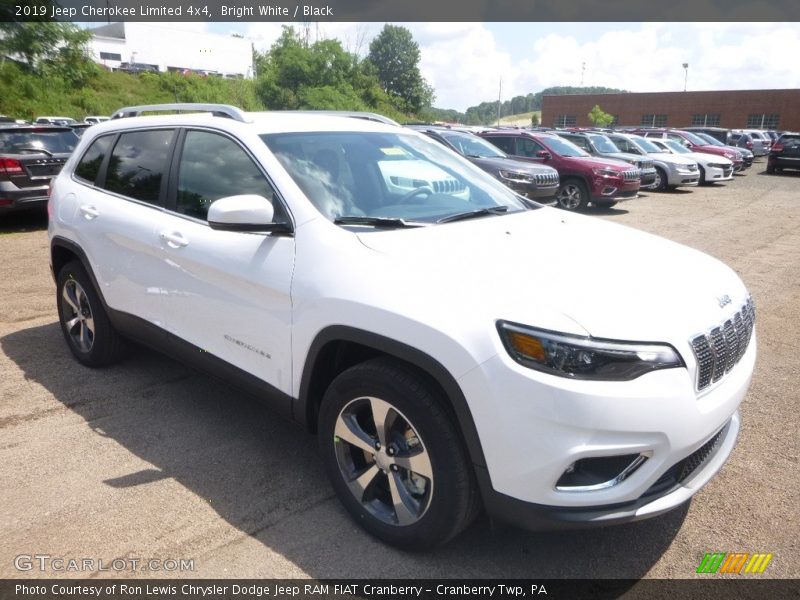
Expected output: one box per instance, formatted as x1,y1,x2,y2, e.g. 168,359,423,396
159,231,189,248
79,205,99,220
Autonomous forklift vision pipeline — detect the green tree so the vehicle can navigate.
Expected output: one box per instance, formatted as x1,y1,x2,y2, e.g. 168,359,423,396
531,113,540,126
587,104,615,127
367,25,433,113
0,22,97,85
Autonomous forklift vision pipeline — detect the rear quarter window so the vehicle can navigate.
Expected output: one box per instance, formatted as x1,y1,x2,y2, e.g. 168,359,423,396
103,129,175,205
74,135,113,184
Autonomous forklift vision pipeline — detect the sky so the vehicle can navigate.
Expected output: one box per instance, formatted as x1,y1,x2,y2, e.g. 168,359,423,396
127,22,800,112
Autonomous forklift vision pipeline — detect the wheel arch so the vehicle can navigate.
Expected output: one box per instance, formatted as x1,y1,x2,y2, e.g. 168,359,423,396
297,325,488,469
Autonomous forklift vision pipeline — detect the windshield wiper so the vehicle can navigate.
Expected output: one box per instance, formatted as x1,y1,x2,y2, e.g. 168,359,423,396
12,147,54,156
436,206,509,224
333,216,423,228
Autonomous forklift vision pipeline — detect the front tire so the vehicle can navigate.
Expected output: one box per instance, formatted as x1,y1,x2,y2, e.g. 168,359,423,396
556,179,589,211
652,167,668,192
56,260,125,367
698,165,707,185
318,358,478,550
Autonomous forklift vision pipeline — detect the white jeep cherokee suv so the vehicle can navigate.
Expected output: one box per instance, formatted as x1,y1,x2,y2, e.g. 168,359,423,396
48,104,756,549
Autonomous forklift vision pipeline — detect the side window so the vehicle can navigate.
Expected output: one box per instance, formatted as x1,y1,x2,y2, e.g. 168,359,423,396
74,135,113,184
666,133,684,143
486,136,515,155
517,138,544,157
104,129,174,205
176,130,277,221
615,138,633,153
566,136,589,151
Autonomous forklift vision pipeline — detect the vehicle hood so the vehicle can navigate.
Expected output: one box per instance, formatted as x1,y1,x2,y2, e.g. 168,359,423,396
563,155,637,171
685,152,732,166
647,152,697,167
694,144,735,158
598,151,644,165
472,156,558,176
355,209,748,345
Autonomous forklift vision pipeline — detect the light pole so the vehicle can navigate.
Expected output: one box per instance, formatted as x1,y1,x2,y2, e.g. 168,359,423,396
683,63,689,92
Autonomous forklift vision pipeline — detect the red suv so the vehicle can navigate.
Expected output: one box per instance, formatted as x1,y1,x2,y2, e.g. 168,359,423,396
634,128,744,172
479,130,640,210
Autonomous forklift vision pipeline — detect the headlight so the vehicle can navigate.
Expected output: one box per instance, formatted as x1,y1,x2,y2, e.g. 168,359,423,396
498,169,535,184
497,321,684,381
592,167,619,178
723,152,734,159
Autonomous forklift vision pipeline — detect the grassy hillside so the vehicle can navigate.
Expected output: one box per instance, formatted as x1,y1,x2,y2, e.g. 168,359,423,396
498,111,541,127
0,63,264,120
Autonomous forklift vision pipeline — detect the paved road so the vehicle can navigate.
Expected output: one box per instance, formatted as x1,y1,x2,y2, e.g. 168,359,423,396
1,163,798,579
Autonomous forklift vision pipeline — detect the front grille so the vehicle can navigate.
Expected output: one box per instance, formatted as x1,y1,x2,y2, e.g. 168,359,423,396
690,297,755,391
534,171,559,186
640,422,728,499
432,179,465,193
723,167,733,176
622,169,641,182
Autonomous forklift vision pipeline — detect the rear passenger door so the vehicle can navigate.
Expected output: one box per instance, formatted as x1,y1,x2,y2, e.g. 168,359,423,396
71,128,176,330
154,128,295,395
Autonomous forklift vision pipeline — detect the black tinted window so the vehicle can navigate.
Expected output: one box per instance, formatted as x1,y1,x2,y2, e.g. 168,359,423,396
177,130,276,220
0,129,78,154
74,135,112,183
104,130,174,204
485,136,516,154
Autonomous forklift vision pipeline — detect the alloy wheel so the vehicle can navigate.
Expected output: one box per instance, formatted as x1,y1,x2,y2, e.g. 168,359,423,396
557,184,583,210
60,279,95,353
333,396,433,526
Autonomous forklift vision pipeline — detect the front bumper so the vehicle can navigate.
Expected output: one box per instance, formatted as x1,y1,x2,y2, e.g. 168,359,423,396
666,169,700,187
478,412,740,530
705,165,734,182
458,330,755,529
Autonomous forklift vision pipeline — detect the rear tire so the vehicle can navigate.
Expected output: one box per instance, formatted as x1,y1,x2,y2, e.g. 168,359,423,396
318,357,479,550
766,162,775,174
56,260,126,367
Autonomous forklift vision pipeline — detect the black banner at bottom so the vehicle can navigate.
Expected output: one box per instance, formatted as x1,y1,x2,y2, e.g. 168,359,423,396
1,579,798,600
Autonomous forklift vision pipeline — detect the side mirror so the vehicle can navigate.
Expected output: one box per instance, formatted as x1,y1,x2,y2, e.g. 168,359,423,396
536,150,552,160
208,195,290,233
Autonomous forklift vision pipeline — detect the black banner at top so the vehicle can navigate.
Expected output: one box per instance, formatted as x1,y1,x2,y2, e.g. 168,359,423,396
3,0,800,22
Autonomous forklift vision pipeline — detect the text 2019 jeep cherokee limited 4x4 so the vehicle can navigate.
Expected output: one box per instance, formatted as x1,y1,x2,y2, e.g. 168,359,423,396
48,104,756,549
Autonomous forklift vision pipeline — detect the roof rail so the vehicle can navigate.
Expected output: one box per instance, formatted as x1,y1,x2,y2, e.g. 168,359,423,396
278,110,401,127
111,103,249,122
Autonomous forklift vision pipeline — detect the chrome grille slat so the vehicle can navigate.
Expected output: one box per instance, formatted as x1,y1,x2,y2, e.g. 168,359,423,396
710,327,726,382
690,297,755,391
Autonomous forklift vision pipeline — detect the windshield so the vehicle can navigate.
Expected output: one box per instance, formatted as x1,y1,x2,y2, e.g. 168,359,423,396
659,140,690,154
261,131,528,224
588,134,621,154
439,131,506,158
0,129,78,154
541,135,589,158
696,132,725,147
680,131,708,145
628,135,662,153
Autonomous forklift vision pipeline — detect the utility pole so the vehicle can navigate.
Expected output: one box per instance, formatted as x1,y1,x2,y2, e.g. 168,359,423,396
496,78,502,126
581,62,585,86
683,63,689,92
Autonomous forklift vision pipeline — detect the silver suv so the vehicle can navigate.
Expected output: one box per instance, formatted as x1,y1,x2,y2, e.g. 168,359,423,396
606,132,700,191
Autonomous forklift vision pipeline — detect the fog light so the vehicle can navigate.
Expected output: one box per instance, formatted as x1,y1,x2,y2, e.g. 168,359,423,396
556,454,648,491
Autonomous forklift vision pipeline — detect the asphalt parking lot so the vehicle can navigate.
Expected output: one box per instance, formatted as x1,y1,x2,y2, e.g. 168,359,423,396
1,163,798,580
